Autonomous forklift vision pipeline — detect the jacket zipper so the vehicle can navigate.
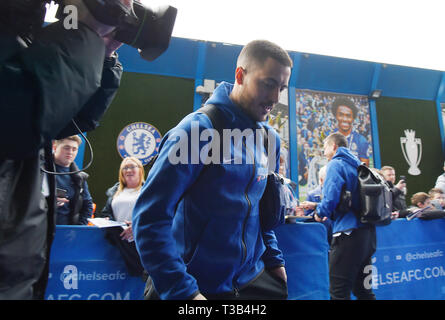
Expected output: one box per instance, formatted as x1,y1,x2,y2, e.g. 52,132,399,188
233,139,256,294
241,139,256,265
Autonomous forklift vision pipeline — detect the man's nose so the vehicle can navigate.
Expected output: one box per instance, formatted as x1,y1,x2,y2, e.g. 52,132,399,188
268,87,280,104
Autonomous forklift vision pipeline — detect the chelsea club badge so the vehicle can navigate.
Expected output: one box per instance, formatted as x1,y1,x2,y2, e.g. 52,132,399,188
117,122,162,165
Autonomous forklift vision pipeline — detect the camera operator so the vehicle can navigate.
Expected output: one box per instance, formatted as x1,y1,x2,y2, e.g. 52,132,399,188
0,0,132,299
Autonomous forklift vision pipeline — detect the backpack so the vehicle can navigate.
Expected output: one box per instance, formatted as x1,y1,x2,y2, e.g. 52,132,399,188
356,164,392,226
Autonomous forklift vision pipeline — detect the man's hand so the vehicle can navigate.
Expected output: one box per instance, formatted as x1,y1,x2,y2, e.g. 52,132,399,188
395,180,406,191
313,213,327,222
56,197,69,207
300,201,317,211
269,266,287,283
391,211,399,220
103,32,123,58
193,293,207,300
294,206,305,217
119,221,134,241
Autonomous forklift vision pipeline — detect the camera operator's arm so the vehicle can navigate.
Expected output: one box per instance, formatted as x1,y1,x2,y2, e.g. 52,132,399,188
0,0,130,159
0,21,105,159
56,36,124,138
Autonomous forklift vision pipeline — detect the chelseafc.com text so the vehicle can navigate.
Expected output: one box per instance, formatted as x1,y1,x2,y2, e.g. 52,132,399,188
46,265,134,300
363,250,445,289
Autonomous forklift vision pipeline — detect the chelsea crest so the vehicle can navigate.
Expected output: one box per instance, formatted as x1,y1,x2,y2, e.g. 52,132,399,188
117,122,162,165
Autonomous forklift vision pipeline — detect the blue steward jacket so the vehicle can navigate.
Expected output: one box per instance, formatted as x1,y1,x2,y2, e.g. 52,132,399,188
315,147,366,234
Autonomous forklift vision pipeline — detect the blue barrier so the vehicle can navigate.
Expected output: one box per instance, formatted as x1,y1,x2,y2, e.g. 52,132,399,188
274,222,330,300
45,219,445,300
45,226,145,300
372,219,445,300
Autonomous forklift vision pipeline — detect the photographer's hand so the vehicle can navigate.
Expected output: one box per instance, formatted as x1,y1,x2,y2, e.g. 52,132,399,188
103,32,123,58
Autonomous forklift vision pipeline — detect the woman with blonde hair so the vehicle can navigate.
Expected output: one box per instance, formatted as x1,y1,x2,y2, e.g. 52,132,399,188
98,157,146,276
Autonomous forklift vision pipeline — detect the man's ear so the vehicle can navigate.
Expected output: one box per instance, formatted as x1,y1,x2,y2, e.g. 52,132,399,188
235,66,245,85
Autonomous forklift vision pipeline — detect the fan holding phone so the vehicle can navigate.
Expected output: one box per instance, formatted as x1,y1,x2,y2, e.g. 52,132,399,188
380,165,408,214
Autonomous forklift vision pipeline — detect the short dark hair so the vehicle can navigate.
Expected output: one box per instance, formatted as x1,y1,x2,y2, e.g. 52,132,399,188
331,97,358,119
237,40,293,69
324,132,348,148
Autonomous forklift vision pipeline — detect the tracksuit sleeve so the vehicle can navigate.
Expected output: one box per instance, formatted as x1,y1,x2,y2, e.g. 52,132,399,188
316,161,345,219
132,114,210,300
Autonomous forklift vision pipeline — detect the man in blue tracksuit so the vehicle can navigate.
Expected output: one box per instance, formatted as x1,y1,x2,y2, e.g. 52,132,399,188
132,40,292,300
302,132,376,300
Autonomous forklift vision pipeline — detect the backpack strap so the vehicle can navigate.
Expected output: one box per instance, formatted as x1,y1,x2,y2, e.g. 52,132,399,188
200,104,272,167
198,104,225,136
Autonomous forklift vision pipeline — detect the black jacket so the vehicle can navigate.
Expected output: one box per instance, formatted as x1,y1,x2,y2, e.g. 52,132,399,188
97,183,120,220
55,161,92,225
387,181,407,212
0,20,122,299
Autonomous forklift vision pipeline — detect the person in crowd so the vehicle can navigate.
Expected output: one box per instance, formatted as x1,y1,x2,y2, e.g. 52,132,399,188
133,40,292,300
380,165,407,212
434,161,445,193
428,188,445,210
331,97,370,166
53,135,93,225
301,132,376,300
97,157,145,277
279,151,301,217
304,165,327,215
0,0,132,299
398,192,445,220
399,192,432,219
303,165,332,244
410,192,431,210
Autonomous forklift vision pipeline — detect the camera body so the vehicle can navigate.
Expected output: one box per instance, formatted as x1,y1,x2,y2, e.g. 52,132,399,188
0,0,177,61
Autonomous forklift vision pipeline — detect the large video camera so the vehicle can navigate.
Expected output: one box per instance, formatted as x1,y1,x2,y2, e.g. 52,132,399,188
0,0,177,61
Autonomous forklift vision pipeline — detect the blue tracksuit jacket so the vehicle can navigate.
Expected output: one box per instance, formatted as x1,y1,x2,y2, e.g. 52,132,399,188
132,82,284,299
315,147,366,234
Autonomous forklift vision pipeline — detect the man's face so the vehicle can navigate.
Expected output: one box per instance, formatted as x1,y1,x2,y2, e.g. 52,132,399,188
236,57,291,122
419,198,431,209
335,105,354,135
382,169,396,184
53,139,79,167
323,140,337,161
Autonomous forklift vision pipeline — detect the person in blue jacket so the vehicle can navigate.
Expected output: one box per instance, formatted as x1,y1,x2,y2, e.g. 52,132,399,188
132,40,292,300
302,132,376,300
